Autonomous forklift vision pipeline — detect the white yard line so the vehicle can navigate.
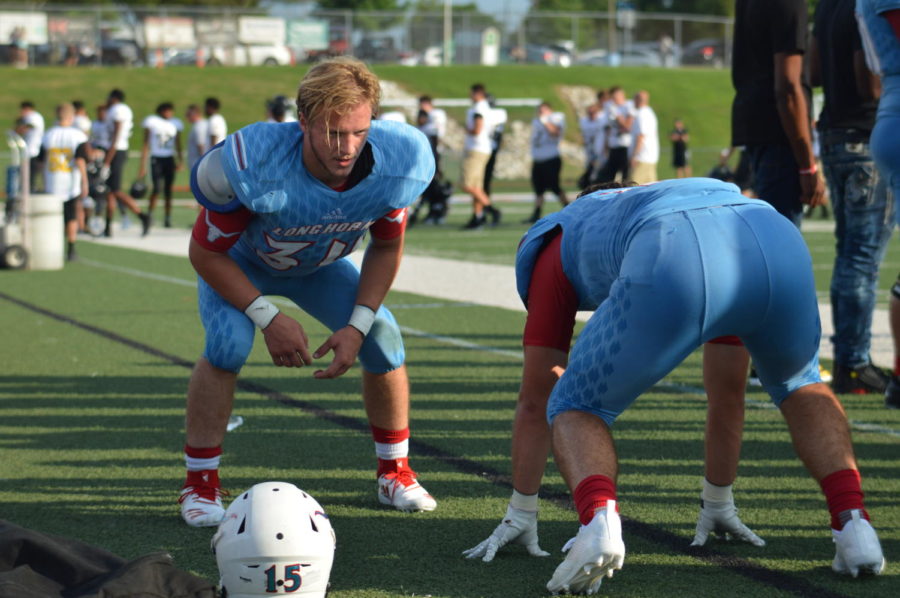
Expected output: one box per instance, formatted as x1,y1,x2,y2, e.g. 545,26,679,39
80,229,900,440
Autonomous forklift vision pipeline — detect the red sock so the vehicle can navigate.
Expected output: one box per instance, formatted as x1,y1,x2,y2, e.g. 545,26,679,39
183,468,220,490
894,356,900,376
370,425,410,444
573,475,617,525
377,457,411,476
820,469,869,530
184,444,222,459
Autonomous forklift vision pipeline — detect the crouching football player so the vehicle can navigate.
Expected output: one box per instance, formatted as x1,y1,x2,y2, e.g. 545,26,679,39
468,179,885,594
178,57,437,527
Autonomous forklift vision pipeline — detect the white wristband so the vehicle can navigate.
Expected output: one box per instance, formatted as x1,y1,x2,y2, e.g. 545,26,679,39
244,296,279,330
348,304,376,336
510,489,539,512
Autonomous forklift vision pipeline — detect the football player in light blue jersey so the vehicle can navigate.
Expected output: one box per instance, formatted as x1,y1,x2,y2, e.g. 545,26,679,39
856,1,900,408
469,180,885,594
178,57,438,527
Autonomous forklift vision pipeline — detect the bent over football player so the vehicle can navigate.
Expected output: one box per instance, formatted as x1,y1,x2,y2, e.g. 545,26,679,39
487,179,884,594
178,57,437,527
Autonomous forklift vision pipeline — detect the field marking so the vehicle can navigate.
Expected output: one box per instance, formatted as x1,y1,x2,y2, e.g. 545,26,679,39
79,257,900,441
0,288,859,598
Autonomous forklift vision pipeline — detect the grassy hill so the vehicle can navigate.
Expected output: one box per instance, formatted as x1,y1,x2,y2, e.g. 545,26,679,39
4,64,735,183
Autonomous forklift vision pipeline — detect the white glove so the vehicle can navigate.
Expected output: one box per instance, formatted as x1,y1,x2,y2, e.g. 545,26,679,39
99,164,111,182
691,499,765,547
462,504,550,562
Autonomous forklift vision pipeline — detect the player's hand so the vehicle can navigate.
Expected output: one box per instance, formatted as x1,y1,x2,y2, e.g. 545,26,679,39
99,164,111,181
261,312,312,368
312,326,364,379
690,499,765,547
799,171,826,207
462,504,550,562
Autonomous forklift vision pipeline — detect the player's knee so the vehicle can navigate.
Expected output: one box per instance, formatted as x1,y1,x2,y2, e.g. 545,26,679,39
203,336,253,373
359,311,405,373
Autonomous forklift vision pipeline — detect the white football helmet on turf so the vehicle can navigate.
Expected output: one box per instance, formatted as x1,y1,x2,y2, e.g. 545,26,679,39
212,481,335,597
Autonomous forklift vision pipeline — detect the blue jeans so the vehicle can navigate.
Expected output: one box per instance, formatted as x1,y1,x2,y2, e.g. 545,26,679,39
822,137,893,367
746,144,804,227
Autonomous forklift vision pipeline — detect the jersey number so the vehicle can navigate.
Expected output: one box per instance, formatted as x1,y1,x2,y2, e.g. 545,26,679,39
256,234,362,271
47,148,74,173
264,563,302,593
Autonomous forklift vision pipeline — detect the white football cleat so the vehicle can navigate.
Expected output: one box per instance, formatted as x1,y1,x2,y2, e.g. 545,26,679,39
377,463,436,512
179,470,226,527
832,510,885,577
547,501,625,595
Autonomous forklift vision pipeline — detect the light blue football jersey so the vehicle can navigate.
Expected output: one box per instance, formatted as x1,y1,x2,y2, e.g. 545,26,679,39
217,120,434,277
857,0,900,76
515,178,771,311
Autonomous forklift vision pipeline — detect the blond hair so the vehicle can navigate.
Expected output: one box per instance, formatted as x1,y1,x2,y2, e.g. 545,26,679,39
296,57,381,126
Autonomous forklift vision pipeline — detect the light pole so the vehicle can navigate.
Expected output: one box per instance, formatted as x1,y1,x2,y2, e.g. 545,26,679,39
443,0,452,65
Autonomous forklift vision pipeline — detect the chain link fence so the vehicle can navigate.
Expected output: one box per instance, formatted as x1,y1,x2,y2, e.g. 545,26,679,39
0,4,732,69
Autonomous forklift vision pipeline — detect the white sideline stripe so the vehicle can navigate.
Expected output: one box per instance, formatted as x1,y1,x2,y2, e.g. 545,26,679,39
79,256,900,440
657,382,900,439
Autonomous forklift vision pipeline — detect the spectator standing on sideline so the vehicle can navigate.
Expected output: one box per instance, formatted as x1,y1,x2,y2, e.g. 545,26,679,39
483,93,506,211
809,0,892,395
578,103,603,189
460,83,500,229
89,105,110,153
205,97,227,149
414,95,450,225
855,0,900,408
19,101,44,191
138,102,183,228
417,95,446,171
670,119,691,177
597,87,634,183
101,89,150,237
524,102,568,224
629,90,659,184
732,0,825,227
185,104,208,171
72,101,92,136
40,103,88,262
589,89,612,186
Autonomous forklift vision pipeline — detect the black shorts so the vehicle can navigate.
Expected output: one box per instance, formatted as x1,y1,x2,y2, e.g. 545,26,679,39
151,156,176,195
673,147,688,168
63,196,79,223
107,150,128,192
531,156,563,196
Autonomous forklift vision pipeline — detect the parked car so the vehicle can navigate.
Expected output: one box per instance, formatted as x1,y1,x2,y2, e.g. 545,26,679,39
202,45,294,67
577,46,661,68
681,38,727,67
509,43,572,67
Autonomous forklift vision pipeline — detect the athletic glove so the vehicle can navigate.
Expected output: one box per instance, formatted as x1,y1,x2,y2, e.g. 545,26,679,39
691,499,765,547
462,503,550,562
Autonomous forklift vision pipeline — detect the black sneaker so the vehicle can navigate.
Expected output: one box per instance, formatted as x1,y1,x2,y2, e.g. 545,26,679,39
139,213,151,237
164,216,172,228
487,205,502,227
462,214,485,230
831,363,890,395
66,246,78,262
885,376,900,409
522,207,541,224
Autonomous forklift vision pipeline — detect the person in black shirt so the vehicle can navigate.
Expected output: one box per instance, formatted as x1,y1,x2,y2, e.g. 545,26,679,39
810,0,892,394
731,0,825,226
670,118,690,177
